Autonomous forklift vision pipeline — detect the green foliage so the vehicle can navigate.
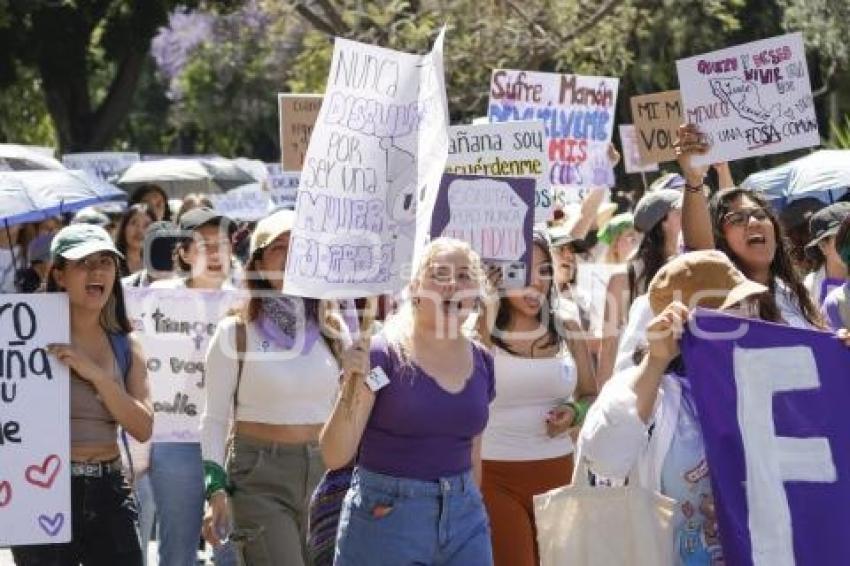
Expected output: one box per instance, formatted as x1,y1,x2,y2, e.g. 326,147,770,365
828,116,850,150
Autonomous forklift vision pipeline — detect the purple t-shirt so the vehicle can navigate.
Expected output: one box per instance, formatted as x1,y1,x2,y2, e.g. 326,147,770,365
358,334,495,481
821,282,850,331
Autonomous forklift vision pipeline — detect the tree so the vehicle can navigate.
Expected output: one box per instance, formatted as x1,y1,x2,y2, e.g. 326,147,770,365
0,0,238,153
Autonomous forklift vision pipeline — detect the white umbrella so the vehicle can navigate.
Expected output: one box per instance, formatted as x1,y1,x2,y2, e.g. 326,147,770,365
741,150,850,208
0,143,65,171
0,170,126,228
117,157,262,197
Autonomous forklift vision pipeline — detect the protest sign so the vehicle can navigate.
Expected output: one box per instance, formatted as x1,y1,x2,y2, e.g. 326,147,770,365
629,90,683,163
62,152,140,182
266,163,299,209
446,121,552,222
676,32,819,165
618,124,659,174
125,288,245,443
488,69,619,202
682,311,850,566
576,263,623,336
209,185,271,221
430,174,534,288
285,29,449,298
279,94,322,172
0,294,71,545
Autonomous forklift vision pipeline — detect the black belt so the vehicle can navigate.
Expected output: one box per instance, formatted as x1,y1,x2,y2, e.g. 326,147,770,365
70,458,122,478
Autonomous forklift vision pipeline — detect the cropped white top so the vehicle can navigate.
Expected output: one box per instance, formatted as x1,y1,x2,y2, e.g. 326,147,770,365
201,315,340,465
482,346,578,461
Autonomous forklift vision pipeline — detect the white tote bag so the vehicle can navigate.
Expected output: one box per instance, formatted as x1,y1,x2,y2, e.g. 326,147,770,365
534,453,677,566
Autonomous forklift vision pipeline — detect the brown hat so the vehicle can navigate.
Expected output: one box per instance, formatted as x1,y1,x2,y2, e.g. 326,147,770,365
648,250,768,316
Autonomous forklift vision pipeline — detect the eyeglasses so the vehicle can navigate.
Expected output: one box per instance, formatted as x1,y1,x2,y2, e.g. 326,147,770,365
722,207,769,227
70,254,116,272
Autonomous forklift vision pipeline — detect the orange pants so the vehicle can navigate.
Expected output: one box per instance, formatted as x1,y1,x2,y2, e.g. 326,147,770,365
482,455,573,566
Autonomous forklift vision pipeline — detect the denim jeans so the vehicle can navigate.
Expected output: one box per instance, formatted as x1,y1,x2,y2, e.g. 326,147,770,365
133,472,156,565
148,442,237,566
334,467,493,566
11,470,142,566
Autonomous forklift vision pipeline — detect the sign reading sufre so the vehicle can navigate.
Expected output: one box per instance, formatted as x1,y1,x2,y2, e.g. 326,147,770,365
488,69,619,204
0,294,71,545
682,311,850,566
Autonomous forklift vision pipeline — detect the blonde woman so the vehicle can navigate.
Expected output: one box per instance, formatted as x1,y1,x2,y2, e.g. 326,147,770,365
321,237,496,566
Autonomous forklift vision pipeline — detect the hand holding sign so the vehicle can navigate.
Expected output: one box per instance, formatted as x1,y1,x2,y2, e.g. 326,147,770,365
46,343,106,385
674,123,711,186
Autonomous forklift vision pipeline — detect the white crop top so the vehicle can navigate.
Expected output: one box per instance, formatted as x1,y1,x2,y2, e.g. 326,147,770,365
201,315,340,465
482,346,577,461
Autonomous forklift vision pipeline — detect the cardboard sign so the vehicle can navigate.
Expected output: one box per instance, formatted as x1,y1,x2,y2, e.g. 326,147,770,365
447,121,552,222
619,124,660,174
279,94,322,172
124,288,245,443
682,311,850,565
488,69,619,203
285,30,449,298
0,294,71,545
630,90,683,163
676,32,820,165
430,174,534,288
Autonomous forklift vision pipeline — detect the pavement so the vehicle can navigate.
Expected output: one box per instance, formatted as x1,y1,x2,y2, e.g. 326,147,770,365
0,544,214,565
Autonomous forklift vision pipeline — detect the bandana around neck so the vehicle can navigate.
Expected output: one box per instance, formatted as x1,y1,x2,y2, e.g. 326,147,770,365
258,295,319,353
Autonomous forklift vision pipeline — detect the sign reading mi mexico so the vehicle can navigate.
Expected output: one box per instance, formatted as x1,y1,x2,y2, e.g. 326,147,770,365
488,69,619,202
676,32,819,165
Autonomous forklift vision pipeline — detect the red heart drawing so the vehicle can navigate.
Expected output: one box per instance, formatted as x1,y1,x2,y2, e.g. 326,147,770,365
0,481,11,507
25,455,61,489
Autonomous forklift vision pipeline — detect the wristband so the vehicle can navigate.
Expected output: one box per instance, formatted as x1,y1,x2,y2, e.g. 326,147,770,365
685,181,704,193
203,460,232,501
572,398,592,426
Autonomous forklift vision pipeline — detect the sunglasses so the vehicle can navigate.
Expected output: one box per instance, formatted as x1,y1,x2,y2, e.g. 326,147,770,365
722,207,769,227
69,254,116,272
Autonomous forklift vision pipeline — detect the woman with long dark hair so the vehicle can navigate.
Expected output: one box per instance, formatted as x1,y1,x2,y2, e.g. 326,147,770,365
201,210,348,565
12,224,153,565
115,204,155,276
676,123,821,328
597,190,682,385
479,231,596,566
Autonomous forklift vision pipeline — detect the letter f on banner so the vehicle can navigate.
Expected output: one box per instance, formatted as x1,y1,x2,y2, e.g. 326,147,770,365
734,346,836,566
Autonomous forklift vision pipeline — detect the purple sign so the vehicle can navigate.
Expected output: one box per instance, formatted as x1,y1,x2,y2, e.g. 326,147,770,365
682,310,850,565
429,173,535,288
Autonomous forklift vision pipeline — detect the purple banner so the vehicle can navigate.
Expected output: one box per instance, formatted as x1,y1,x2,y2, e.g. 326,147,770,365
682,310,850,565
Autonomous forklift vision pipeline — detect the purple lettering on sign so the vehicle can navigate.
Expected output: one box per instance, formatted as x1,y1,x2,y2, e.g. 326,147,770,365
37,513,64,537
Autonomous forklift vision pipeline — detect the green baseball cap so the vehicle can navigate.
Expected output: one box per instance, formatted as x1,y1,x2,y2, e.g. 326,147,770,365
50,223,124,261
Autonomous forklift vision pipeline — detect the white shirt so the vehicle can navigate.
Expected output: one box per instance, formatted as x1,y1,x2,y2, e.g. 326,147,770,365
0,247,21,293
151,276,238,291
200,315,340,466
482,346,577,461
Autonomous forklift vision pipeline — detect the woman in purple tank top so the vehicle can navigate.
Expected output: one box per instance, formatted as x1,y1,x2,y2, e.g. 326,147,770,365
320,237,496,566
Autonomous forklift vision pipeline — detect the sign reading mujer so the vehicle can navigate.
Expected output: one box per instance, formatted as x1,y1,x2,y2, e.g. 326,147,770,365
681,311,850,566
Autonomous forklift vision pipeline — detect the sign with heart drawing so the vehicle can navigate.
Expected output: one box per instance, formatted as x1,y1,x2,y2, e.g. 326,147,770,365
0,294,71,545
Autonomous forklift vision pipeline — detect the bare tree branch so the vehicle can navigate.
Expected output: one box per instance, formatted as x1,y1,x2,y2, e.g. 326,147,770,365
293,2,338,36
502,0,549,39
559,0,624,44
313,0,349,34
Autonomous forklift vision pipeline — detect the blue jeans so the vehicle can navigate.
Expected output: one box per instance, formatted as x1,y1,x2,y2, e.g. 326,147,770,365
149,442,237,566
334,467,493,566
134,472,156,565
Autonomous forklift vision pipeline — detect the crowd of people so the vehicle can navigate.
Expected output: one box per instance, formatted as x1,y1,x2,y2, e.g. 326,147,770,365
2,122,850,566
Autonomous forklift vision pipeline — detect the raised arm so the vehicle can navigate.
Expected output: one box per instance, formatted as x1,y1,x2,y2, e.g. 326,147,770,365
675,124,715,251
319,336,375,470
